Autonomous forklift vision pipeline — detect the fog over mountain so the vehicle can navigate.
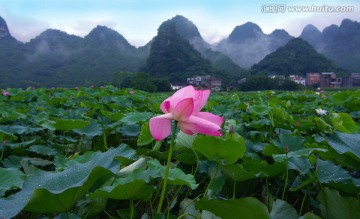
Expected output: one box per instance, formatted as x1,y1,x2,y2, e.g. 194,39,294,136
299,24,322,47
250,38,345,76
0,16,15,40
0,17,149,88
300,19,360,72
168,15,244,76
0,15,359,88
214,22,293,68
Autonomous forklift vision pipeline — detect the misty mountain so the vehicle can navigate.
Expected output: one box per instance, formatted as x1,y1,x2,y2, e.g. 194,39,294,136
299,24,322,46
214,22,293,68
141,17,218,83
0,16,17,41
62,25,149,85
250,38,345,76
1,15,359,88
0,17,149,87
0,16,24,87
300,19,360,72
227,22,264,43
269,29,293,51
169,15,244,75
171,15,209,49
141,16,247,86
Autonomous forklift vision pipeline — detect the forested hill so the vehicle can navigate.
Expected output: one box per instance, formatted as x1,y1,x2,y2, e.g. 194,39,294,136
140,18,219,83
0,17,149,88
168,15,244,77
300,19,360,72
140,16,246,85
250,38,347,76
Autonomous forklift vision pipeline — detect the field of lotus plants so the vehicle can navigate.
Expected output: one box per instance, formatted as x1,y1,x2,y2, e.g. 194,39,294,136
0,86,359,219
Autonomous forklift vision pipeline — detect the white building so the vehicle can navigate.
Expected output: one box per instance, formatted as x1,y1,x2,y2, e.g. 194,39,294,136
289,75,306,85
187,75,222,91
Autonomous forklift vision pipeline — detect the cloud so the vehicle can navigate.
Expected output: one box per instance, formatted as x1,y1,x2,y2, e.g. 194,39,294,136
0,7,50,42
283,9,360,37
214,36,273,68
1,0,359,46
201,30,227,45
57,19,118,38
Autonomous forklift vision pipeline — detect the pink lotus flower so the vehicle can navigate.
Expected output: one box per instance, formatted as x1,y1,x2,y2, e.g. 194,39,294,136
149,85,224,141
129,90,134,95
2,90,9,96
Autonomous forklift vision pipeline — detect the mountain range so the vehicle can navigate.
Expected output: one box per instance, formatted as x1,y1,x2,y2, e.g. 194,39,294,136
250,38,346,76
0,16,149,88
214,22,293,68
0,15,359,88
300,19,360,72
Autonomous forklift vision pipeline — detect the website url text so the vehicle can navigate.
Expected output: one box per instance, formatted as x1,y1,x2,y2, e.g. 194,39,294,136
262,4,355,13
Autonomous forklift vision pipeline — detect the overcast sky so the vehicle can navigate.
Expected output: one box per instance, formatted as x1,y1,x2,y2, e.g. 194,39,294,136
0,0,359,47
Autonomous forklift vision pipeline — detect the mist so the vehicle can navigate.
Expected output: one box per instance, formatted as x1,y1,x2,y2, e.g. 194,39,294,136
213,31,292,69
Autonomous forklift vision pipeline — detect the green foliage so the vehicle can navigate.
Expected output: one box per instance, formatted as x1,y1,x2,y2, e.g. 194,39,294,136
120,112,153,125
327,132,360,163
0,167,25,190
0,87,360,218
113,71,135,88
152,77,172,92
195,197,271,219
48,119,91,131
329,113,358,133
317,187,360,219
238,75,304,91
90,166,156,201
130,72,157,92
113,71,171,92
270,199,298,219
0,146,126,218
194,136,246,164
250,38,347,77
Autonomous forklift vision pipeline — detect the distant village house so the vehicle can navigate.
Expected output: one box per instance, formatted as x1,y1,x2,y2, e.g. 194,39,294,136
342,73,360,87
289,75,305,85
187,75,222,91
170,75,222,91
305,73,320,86
320,72,342,88
306,72,343,88
170,83,187,90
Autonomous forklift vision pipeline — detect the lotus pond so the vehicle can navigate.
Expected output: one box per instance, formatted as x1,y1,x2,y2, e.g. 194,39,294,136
0,86,360,219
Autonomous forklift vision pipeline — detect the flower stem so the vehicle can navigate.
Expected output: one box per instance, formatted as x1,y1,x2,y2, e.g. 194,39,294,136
157,121,177,214
204,164,219,197
103,131,108,150
233,181,236,199
282,153,289,200
299,190,307,215
130,199,134,219
0,145,4,161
